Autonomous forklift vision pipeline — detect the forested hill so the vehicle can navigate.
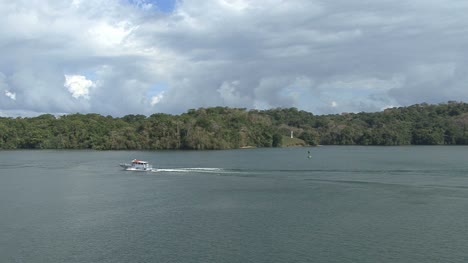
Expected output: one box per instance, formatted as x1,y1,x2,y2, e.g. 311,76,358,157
1,102,468,150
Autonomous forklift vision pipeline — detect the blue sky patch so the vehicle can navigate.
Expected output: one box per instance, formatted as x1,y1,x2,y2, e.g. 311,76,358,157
148,83,168,97
127,0,177,13
150,0,177,13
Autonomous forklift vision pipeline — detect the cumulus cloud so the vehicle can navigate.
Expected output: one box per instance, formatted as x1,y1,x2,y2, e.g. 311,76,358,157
4,90,16,100
150,92,164,106
64,74,96,99
1,0,468,117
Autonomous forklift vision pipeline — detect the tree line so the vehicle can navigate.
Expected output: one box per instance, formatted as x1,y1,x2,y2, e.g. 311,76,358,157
1,101,468,150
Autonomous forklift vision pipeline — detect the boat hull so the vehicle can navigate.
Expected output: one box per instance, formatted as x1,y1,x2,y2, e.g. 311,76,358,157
123,167,156,172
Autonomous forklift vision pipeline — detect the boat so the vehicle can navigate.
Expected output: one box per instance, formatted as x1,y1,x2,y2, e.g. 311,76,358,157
120,159,156,172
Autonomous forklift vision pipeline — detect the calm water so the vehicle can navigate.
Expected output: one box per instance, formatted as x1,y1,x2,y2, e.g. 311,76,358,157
1,146,468,262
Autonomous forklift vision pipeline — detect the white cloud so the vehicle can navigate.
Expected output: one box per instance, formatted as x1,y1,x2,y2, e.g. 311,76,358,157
219,0,250,12
4,90,16,100
72,0,81,8
151,92,165,106
64,74,96,99
381,105,397,111
87,21,136,49
1,0,468,117
217,80,251,107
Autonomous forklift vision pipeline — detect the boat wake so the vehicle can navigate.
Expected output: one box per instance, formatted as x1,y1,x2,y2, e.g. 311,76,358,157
154,168,223,173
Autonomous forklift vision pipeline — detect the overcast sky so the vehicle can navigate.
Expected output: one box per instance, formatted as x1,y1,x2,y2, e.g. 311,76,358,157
1,0,468,117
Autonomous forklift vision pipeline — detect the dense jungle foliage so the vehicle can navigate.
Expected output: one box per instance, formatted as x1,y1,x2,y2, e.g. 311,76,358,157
1,101,468,150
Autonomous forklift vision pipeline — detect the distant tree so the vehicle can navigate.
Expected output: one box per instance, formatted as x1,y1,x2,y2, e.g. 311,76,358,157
1,101,468,149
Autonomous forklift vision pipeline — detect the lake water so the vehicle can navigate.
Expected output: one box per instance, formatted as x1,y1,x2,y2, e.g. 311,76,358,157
1,146,468,262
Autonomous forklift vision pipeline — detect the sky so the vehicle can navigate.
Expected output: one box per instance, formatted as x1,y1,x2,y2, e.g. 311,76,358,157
1,0,468,117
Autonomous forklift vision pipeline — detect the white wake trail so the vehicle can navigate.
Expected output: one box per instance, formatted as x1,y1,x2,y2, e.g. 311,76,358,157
154,168,223,173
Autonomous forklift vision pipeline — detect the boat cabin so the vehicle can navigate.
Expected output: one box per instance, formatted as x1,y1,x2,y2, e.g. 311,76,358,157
132,159,149,168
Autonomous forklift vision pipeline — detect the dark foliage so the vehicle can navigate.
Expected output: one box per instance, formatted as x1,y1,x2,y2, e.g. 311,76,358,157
1,102,468,150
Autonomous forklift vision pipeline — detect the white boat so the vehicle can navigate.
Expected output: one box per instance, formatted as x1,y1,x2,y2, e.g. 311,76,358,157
120,159,156,172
